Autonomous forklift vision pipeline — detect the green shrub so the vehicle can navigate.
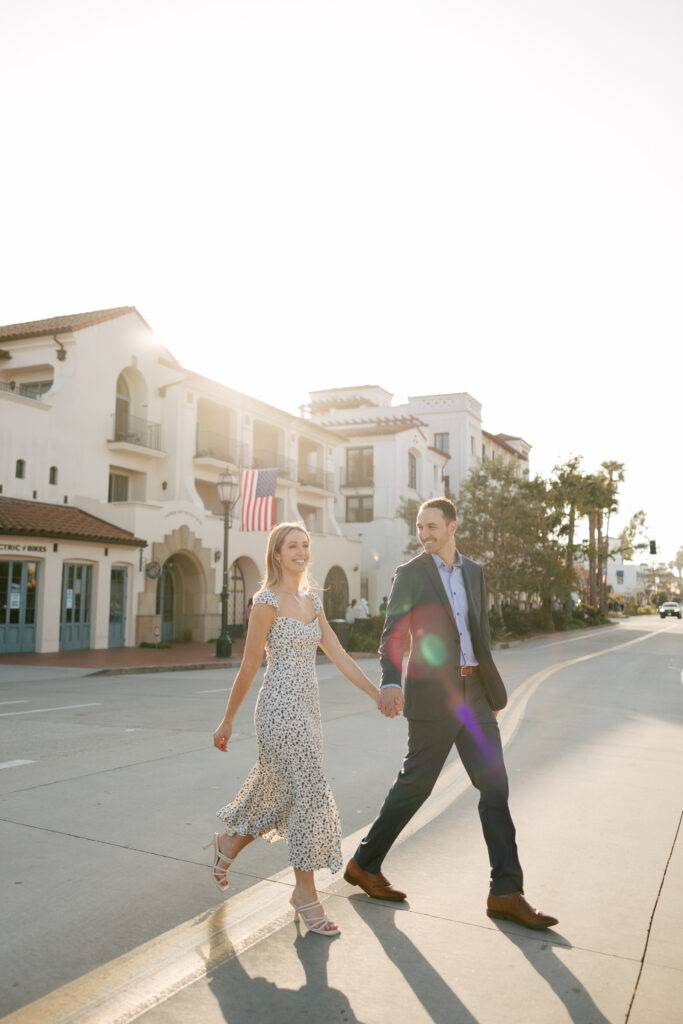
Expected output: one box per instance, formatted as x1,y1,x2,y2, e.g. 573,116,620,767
529,608,553,633
502,608,532,636
636,604,656,615
139,641,171,649
347,629,379,653
551,609,569,631
488,610,505,639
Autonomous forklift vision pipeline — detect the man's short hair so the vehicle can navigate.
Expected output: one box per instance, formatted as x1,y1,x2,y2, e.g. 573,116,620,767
419,497,457,523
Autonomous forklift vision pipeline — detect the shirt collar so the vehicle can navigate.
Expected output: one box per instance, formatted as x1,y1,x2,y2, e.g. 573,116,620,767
432,550,463,572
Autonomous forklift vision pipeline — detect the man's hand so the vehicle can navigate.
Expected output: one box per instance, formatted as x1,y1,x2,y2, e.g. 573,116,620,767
378,687,404,718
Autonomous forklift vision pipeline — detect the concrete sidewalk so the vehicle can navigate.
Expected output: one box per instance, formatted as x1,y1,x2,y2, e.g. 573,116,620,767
0,640,245,673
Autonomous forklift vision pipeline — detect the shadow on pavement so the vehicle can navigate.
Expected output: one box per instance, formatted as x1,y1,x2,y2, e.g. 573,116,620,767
200,913,367,1024
347,898,480,1024
489,920,612,1024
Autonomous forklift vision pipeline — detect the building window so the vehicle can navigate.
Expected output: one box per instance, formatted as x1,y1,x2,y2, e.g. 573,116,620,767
49,466,58,485
108,472,129,502
481,444,487,459
434,432,449,453
345,447,373,486
15,459,26,479
471,436,476,454
346,495,373,522
408,452,417,490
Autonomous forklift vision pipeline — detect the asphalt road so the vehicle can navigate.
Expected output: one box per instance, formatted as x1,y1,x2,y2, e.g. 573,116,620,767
1,617,681,1023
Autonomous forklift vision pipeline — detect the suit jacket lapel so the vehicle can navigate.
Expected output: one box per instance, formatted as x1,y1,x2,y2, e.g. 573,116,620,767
419,552,457,628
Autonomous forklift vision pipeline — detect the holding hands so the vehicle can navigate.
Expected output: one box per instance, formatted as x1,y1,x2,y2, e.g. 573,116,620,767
378,686,404,718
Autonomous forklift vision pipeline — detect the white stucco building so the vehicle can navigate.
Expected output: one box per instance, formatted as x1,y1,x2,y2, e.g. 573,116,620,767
0,307,360,653
306,385,531,611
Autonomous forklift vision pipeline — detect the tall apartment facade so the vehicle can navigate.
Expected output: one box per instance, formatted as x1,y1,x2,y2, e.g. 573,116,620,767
0,308,359,654
307,385,530,610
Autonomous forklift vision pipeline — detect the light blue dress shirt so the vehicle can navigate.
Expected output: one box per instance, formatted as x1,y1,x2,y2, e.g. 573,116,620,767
432,551,479,668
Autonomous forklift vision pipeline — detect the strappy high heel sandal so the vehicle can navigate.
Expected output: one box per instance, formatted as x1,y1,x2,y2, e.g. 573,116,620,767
290,896,341,936
202,833,235,892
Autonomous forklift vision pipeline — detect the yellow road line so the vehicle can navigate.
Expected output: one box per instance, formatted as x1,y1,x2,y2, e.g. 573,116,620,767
4,625,672,1024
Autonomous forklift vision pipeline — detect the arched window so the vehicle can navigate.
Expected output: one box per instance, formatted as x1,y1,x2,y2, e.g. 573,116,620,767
408,452,417,490
49,466,58,485
15,459,26,479
114,374,131,440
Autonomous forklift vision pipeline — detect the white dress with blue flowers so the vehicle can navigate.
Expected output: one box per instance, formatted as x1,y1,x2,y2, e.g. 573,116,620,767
216,589,342,873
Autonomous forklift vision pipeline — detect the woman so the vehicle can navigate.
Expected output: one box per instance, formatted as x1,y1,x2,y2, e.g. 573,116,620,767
209,522,379,936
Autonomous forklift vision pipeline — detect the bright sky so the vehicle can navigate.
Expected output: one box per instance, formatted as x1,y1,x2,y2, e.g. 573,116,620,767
2,0,681,561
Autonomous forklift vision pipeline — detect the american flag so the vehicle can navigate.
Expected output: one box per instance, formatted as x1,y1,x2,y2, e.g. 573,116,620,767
240,468,278,531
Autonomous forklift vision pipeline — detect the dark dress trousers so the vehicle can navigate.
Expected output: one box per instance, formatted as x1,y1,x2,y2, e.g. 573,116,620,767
353,551,524,896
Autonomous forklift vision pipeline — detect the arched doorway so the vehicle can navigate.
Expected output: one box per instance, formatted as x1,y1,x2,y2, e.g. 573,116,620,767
156,553,206,642
156,560,176,642
323,566,349,620
228,560,245,637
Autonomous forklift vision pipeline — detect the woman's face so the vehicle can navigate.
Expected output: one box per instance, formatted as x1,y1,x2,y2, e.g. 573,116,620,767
277,529,310,575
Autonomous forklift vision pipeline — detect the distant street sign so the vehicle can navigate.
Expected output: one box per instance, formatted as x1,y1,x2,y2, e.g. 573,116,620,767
153,625,161,639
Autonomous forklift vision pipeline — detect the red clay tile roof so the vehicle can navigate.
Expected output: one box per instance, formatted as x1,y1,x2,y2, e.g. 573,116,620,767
0,307,146,341
482,430,528,459
0,498,146,547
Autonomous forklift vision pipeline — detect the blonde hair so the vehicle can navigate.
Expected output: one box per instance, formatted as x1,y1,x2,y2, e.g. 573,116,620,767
260,522,316,593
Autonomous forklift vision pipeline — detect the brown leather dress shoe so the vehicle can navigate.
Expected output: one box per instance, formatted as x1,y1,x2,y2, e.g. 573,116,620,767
486,892,558,929
343,858,407,901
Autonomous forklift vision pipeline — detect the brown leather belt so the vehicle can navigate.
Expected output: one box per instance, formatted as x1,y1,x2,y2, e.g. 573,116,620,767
460,665,477,677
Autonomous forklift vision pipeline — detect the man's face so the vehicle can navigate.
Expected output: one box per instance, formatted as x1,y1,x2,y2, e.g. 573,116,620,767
416,507,457,558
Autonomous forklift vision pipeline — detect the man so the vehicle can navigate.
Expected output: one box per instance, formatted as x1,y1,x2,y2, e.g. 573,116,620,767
344,497,557,930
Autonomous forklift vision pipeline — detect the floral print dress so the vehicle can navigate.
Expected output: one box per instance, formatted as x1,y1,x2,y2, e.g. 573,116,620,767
216,589,343,873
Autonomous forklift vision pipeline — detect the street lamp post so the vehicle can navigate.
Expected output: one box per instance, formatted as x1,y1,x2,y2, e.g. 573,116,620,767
216,469,240,658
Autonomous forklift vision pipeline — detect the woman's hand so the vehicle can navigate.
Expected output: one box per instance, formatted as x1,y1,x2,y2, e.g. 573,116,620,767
213,719,233,752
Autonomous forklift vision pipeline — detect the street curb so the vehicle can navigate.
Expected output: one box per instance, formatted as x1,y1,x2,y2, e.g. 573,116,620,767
87,652,379,676
88,661,239,676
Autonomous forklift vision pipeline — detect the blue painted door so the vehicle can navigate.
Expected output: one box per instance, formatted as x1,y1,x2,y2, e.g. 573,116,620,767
108,567,127,647
59,564,92,650
0,560,38,653
158,569,175,642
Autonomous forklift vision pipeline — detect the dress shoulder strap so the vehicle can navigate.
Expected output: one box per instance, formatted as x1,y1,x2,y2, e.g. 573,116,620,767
310,593,323,614
254,589,279,609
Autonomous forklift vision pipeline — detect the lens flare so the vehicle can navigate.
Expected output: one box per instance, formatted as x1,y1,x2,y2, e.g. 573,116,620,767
454,702,493,757
419,633,447,666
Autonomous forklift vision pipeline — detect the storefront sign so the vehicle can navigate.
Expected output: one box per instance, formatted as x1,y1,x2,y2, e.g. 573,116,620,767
0,543,47,553
10,593,21,609
145,560,162,580
66,589,74,610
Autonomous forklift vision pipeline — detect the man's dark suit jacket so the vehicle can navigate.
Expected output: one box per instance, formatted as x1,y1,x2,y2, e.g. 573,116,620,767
378,551,507,718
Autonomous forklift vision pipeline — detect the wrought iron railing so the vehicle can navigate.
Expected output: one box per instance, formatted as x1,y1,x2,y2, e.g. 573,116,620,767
251,449,296,480
195,430,247,466
110,413,162,451
297,466,335,491
0,380,50,400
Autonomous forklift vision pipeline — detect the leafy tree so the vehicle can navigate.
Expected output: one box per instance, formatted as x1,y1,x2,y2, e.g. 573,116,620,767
455,458,570,614
394,495,423,557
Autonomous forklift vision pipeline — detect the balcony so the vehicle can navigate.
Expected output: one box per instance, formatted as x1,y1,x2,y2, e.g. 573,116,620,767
340,467,374,488
252,449,296,481
108,414,163,453
0,380,51,403
298,466,334,491
195,430,247,467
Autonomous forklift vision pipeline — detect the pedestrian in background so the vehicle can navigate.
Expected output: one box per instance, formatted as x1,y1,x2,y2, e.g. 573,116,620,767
209,523,379,936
